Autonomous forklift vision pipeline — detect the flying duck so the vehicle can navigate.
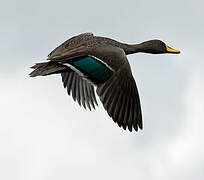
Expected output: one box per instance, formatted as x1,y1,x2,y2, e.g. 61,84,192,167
30,33,180,132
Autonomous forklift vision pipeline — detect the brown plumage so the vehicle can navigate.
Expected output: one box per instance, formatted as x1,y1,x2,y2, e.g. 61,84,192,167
30,33,180,132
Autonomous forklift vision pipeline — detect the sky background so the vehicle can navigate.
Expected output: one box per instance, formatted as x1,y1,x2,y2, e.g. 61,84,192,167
0,0,204,179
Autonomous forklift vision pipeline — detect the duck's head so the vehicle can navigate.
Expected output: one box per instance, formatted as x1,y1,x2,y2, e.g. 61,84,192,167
139,40,180,54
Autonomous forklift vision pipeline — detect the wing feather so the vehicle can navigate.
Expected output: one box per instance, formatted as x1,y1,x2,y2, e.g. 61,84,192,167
79,78,86,109
75,75,81,106
96,63,142,131
84,81,92,110
123,82,132,131
87,84,95,110
71,73,77,101
61,69,98,110
66,72,74,95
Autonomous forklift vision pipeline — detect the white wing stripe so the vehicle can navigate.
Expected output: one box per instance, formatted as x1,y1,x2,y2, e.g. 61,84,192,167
88,55,114,71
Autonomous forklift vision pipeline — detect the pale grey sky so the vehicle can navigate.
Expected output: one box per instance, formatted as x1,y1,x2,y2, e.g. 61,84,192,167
0,0,204,180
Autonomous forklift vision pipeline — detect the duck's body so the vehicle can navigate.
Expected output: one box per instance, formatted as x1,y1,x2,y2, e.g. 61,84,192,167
30,33,180,132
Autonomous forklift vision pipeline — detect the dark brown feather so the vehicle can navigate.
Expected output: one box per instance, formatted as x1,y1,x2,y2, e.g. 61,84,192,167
61,72,98,110
75,75,81,106
66,72,74,95
83,81,92,110
96,63,142,132
71,73,77,101
79,78,86,109
30,62,67,77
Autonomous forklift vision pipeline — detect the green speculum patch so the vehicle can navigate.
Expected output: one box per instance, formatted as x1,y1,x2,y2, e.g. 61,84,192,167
70,56,113,84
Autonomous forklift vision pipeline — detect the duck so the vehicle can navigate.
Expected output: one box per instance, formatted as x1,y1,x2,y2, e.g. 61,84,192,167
30,33,180,132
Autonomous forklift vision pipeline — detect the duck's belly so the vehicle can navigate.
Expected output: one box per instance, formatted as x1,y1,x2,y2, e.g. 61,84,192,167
69,56,113,84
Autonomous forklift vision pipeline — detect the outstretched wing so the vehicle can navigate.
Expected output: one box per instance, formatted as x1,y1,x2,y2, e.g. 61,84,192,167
96,60,143,132
46,33,98,110
61,70,98,110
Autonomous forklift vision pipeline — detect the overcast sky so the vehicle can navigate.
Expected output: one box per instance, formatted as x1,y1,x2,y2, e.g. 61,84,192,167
0,0,204,179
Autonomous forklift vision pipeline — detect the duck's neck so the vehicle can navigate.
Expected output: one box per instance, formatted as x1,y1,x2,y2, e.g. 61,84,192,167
120,43,146,55
100,37,151,55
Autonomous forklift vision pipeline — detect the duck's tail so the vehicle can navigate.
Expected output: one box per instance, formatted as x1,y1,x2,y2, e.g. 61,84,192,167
29,61,67,77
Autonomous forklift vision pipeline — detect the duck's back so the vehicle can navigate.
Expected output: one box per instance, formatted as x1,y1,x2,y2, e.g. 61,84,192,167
48,33,94,59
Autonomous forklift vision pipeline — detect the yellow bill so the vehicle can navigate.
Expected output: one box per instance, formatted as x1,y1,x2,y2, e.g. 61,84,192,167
166,45,180,54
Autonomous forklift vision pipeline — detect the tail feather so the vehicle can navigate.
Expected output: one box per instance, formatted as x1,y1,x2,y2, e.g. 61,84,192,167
29,61,67,77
